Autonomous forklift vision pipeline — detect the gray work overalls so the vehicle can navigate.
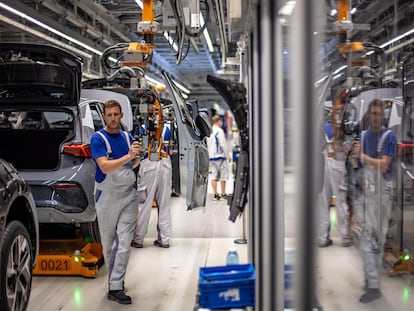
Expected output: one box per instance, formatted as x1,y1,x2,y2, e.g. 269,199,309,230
353,130,393,289
95,131,138,291
134,156,172,245
318,138,352,245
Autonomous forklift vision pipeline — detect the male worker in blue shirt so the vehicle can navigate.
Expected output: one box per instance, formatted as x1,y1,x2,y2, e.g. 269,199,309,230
351,98,397,303
90,99,142,305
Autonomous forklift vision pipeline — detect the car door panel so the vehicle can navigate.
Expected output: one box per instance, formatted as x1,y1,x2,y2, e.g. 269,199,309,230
162,71,209,210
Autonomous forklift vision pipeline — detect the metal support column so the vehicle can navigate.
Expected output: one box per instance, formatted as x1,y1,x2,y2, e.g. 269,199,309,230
250,1,285,310
289,0,317,310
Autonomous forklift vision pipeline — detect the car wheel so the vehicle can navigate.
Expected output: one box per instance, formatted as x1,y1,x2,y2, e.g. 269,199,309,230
80,219,101,243
0,221,33,311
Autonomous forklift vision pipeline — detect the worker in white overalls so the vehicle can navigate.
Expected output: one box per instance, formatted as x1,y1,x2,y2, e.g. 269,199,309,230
351,99,397,303
132,124,172,248
318,95,353,247
90,100,142,305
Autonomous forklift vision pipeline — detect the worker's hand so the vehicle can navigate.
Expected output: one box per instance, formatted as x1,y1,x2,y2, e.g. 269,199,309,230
352,140,361,158
130,141,142,160
227,156,231,163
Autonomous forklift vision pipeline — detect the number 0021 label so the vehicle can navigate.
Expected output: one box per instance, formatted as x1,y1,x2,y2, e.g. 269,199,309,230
39,259,70,271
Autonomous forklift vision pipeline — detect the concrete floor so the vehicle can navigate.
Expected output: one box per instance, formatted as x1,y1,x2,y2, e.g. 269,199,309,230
315,209,414,311
27,172,414,311
28,181,249,311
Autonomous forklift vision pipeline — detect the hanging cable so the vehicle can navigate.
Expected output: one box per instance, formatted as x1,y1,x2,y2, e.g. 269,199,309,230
100,43,129,77
168,0,211,64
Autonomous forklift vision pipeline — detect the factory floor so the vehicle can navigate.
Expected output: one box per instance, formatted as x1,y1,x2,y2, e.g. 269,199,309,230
27,172,414,311
315,211,414,311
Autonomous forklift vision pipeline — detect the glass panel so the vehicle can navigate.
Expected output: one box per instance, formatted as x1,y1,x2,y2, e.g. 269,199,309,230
308,1,414,309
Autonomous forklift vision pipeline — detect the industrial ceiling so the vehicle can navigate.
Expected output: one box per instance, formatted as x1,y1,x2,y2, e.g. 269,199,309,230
0,0,253,107
0,1,414,106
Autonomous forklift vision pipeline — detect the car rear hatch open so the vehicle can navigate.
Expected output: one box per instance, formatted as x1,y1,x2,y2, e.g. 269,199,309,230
0,42,82,105
0,43,83,170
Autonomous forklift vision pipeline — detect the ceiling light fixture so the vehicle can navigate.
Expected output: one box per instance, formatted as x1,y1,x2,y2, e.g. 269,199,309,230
0,2,104,55
145,75,166,88
0,2,135,76
333,65,347,74
200,14,214,53
279,0,296,16
0,13,92,60
134,0,143,9
173,80,191,94
315,75,328,86
380,27,414,48
385,36,414,55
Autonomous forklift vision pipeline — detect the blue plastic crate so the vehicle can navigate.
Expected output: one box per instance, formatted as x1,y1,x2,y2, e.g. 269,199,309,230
284,264,293,289
198,263,255,309
284,263,294,308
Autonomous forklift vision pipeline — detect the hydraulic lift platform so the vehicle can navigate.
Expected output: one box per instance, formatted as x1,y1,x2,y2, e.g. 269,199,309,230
33,238,104,278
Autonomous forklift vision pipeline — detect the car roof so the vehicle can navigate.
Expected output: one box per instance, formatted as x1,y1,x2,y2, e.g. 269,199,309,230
80,89,133,132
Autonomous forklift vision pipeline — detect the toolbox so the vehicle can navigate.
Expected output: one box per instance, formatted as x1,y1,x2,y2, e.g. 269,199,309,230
198,263,255,309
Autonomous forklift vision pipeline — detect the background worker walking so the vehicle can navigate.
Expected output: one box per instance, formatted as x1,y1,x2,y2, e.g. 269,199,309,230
207,115,231,201
318,95,353,248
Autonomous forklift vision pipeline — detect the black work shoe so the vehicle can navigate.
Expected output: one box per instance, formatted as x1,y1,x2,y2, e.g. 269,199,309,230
342,240,353,247
107,290,132,305
131,240,143,248
359,289,381,303
153,239,170,248
318,239,333,248
213,194,221,201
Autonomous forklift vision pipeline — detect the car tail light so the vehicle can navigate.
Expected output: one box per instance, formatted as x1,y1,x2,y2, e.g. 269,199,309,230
53,183,81,189
51,182,88,212
31,182,89,213
63,144,92,158
398,143,414,156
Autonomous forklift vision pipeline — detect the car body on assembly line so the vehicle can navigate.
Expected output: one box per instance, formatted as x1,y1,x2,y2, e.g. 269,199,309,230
0,158,39,311
0,42,109,242
82,72,211,210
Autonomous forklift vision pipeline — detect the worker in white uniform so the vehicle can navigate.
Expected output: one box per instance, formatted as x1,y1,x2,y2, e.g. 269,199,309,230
351,99,397,303
207,115,231,201
318,96,353,247
132,124,172,248
90,99,141,305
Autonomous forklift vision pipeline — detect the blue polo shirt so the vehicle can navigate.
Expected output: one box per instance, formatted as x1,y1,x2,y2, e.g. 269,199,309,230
90,129,134,182
361,128,397,180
